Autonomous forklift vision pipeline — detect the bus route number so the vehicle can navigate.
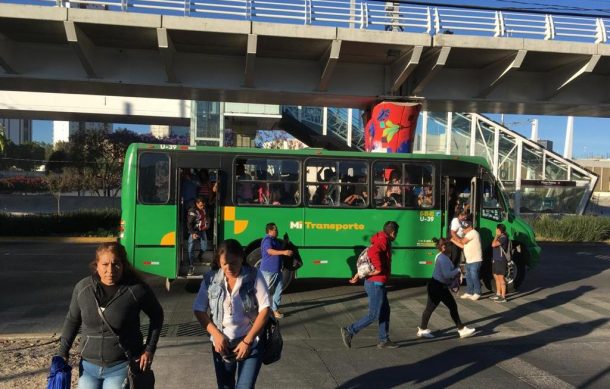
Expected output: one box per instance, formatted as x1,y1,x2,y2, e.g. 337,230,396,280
419,211,435,222
160,144,178,150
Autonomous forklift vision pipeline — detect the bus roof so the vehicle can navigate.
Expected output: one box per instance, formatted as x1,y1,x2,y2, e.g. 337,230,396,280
128,143,491,169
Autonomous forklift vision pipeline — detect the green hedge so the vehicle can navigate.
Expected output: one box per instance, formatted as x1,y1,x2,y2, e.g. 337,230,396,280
528,215,610,242
0,209,120,236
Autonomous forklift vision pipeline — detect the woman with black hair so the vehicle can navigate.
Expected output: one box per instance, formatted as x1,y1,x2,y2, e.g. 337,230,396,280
416,238,475,339
193,239,270,389
57,242,164,388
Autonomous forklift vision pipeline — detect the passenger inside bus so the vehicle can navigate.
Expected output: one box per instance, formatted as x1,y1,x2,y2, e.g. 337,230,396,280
418,185,434,208
342,166,368,206
236,162,254,204
382,170,403,207
312,167,338,205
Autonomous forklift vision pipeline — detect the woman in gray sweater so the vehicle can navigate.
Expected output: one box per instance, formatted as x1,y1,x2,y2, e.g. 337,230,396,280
416,238,475,339
57,242,164,388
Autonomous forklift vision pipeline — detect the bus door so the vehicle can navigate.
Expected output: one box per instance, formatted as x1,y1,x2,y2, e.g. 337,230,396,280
133,152,178,279
176,161,221,278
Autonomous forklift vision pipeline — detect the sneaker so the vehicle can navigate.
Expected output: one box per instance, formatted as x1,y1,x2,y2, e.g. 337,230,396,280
458,326,476,338
377,339,399,349
273,310,284,319
187,266,194,276
469,294,480,301
495,297,507,303
340,327,353,349
417,327,435,339
460,293,472,299
489,295,500,301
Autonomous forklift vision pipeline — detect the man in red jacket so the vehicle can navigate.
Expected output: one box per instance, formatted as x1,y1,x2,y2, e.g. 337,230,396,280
341,221,400,349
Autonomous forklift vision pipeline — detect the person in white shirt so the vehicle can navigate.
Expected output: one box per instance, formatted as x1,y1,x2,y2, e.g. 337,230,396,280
449,210,468,266
451,220,483,301
193,239,270,388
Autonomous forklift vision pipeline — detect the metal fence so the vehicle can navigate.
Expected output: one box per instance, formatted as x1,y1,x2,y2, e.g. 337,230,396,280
4,0,610,43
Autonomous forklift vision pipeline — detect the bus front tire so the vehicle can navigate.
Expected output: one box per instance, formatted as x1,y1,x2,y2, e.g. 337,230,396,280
246,247,294,291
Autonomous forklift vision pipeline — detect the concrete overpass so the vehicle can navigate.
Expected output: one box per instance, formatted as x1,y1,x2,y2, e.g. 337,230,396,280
0,91,190,125
2,2,610,116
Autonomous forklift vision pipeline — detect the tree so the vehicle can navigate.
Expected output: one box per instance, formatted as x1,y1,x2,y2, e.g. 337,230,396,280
0,124,6,155
45,167,79,215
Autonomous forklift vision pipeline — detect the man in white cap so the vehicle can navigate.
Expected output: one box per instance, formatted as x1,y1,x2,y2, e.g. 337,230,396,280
451,220,482,301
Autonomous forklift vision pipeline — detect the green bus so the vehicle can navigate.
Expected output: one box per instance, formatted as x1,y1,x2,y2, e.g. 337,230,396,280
120,143,540,291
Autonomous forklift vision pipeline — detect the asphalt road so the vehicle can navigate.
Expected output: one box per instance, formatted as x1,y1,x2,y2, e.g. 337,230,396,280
1,242,610,388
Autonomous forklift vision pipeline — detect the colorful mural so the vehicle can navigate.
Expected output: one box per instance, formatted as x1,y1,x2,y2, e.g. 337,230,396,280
364,102,421,153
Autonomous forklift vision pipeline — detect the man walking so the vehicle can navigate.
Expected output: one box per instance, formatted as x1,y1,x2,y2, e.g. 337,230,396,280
451,220,483,300
186,197,208,276
261,223,293,319
341,221,400,349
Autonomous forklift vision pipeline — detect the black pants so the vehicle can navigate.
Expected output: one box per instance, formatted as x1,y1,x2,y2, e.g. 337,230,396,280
448,242,462,267
420,278,463,330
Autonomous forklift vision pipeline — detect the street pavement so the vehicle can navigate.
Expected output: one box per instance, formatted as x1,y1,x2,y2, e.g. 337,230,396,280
1,242,610,388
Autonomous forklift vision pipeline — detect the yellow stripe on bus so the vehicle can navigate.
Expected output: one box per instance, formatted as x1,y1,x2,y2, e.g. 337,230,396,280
160,231,175,246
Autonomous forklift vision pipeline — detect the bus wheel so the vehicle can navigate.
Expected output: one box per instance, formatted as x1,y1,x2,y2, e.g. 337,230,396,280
246,248,294,291
505,256,526,293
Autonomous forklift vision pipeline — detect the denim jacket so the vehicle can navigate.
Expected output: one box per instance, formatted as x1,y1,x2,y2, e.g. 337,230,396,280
205,265,259,331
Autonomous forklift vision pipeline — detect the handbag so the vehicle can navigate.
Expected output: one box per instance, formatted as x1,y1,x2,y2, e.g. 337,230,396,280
96,305,155,389
261,314,283,365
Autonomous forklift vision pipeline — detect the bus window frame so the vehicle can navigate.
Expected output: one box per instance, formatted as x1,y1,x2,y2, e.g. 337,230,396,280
372,160,436,210
137,151,171,205
304,158,370,208
232,156,302,207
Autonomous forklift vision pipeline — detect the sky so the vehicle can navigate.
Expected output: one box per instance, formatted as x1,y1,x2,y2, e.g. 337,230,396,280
26,0,610,158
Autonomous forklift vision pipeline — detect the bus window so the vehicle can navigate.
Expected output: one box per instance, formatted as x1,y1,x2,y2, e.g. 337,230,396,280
406,164,435,209
373,162,403,208
338,161,368,207
481,178,504,221
234,158,300,206
305,160,338,206
138,153,170,204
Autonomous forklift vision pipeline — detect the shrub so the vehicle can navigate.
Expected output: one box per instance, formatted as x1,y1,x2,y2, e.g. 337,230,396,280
0,176,48,193
0,209,120,236
528,214,610,242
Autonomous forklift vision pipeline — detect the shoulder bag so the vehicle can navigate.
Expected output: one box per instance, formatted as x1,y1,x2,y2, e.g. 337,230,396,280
96,305,155,389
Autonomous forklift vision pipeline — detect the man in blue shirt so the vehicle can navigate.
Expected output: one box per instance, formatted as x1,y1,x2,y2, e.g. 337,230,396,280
261,223,293,319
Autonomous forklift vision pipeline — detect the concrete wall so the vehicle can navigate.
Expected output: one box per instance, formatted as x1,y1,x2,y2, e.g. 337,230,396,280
0,194,120,214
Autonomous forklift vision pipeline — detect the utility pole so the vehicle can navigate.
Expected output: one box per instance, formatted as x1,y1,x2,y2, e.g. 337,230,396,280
564,116,574,159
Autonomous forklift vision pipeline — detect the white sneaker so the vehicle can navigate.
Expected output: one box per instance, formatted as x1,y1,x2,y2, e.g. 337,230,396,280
460,293,472,299
469,294,480,301
458,326,476,338
417,327,435,339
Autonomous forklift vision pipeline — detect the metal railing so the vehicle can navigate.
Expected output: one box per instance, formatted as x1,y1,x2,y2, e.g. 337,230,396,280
5,0,610,43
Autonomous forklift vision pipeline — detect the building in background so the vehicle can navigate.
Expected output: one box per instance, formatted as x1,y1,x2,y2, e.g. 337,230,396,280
577,159,610,193
52,121,112,145
0,118,32,145
151,124,189,138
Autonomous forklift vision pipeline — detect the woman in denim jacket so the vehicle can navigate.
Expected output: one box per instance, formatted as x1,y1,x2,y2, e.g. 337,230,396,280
193,239,270,389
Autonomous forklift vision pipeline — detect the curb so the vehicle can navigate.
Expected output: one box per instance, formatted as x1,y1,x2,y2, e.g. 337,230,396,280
0,236,118,244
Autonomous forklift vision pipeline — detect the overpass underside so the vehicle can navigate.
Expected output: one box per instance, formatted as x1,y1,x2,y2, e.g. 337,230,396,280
2,4,610,116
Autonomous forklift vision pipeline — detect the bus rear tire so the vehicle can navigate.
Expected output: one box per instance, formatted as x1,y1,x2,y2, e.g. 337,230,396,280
246,247,294,291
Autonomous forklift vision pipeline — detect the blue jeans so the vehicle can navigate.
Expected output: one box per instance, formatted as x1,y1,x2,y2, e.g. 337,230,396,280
261,271,283,312
188,232,207,266
347,280,390,342
78,359,128,389
212,341,263,389
465,261,482,295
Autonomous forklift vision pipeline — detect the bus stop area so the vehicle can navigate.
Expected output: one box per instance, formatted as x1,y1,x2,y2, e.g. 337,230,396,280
1,241,610,388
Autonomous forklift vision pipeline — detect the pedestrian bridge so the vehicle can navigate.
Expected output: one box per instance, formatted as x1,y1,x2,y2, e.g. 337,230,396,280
2,0,610,116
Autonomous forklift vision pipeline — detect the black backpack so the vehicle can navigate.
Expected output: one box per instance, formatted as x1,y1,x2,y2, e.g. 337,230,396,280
261,314,283,365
